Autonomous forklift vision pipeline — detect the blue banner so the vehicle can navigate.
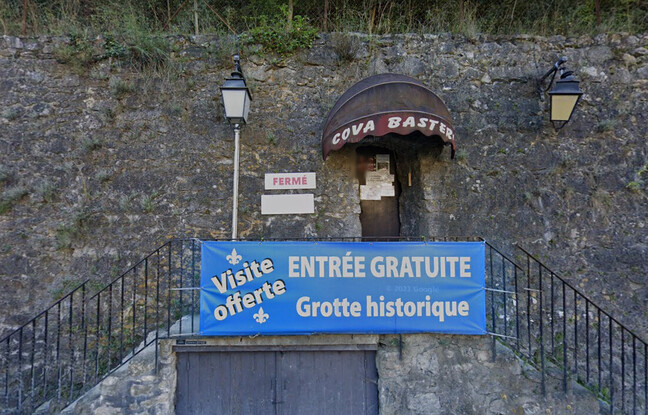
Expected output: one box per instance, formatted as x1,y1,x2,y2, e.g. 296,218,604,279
200,241,486,336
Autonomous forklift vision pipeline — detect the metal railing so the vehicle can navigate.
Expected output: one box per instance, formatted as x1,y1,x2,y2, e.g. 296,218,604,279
0,237,645,414
486,244,647,414
0,239,201,414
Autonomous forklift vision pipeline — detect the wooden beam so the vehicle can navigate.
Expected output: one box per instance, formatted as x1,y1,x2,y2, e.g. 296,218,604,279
21,0,28,36
594,0,601,27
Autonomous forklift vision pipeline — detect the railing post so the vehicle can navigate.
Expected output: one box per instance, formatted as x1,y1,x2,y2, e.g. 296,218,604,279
632,335,636,415
155,248,161,375
132,267,137,357
489,245,496,362
610,319,615,414
514,266,520,351
191,239,196,334
68,289,75,403
120,276,125,370
167,241,172,337
562,281,567,394
5,337,9,408
526,256,532,359
598,309,602,391
550,273,555,355
94,293,100,384
179,241,184,335
82,282,88,389
586,299,590,384
107,284,113,373
42,311,48,402
56,302,61,401
643,343,646,415
17,328,22,412
574,291,578,377
30,320,35,412
502,258,507,338
145,258,149,343
622,329,626,414
539,264,546,396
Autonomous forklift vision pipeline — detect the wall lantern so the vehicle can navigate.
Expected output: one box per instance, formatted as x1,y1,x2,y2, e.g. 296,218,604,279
221,55,252,125
537,57,583,130
220,55,252,240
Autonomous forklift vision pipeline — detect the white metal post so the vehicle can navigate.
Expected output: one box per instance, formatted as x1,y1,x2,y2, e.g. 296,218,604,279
231,124,240,240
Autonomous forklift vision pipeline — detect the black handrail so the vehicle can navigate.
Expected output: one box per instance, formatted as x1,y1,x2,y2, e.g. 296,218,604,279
485,242,647,414
0,237,645,414
0,239,202,413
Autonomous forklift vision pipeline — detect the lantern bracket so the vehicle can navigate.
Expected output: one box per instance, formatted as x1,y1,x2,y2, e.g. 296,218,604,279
537,56,567,100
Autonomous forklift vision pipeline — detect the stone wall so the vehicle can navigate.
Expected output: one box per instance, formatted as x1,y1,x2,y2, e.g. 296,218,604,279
57,338,176,415
1,32,647,414
377,334,600,414
58,334,601,414
1,32,646,340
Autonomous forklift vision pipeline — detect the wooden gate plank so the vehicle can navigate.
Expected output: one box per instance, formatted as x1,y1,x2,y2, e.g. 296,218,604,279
176,350,377,415
176,352,276,415
280,351,377,415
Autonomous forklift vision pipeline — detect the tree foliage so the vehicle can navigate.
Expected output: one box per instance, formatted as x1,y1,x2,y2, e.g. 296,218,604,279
1,0,647,36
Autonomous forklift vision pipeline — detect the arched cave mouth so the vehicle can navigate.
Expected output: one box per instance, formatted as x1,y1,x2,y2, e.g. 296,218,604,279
353,132,445,239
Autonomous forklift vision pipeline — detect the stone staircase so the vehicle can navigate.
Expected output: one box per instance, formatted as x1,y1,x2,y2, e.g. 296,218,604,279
1,238,645,414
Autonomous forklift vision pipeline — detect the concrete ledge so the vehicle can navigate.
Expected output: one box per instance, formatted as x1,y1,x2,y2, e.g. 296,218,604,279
171,334,379,352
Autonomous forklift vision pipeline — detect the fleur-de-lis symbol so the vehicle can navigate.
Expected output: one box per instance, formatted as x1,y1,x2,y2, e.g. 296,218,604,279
254,307,269,324
226,248,242,265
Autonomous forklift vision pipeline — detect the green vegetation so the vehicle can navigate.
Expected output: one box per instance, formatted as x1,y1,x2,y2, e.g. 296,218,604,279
626,160,648,193
0,185,28,214
55,207,93,250
0,166,10,183
1,107,21,121
34,179,56,203
108,77,134,96
140,190,160,213
4,1,644,79
82,136,103,153
242,5,318,56
2,0,647,38
595,119,617,133
331,32,360,64
45,3,172,74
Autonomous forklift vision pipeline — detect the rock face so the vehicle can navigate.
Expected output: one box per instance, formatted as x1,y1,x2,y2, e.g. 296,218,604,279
1,33,645,339
58,339,176,415
377,334,600,415
0,32,646,412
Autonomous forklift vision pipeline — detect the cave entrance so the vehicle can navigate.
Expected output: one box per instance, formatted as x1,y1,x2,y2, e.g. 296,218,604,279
354,133,443,239
321,73,457,239
356,146,401,239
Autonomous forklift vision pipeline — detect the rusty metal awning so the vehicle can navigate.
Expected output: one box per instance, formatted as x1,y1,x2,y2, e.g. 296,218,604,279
322,73,456,160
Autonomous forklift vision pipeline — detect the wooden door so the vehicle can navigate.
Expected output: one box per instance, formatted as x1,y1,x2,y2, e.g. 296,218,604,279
356,147,401,239
176,350,378,415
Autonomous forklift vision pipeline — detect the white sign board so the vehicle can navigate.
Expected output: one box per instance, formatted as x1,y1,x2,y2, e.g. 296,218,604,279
265,173,316,190
360,155,395,201
261,194,315,215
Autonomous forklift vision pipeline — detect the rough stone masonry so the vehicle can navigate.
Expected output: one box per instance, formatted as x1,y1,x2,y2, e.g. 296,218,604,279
0,31,646,413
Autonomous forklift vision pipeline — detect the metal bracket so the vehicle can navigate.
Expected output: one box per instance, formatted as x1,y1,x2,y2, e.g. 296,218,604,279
537,56,567,100
488,332,518,340
485,287,517,295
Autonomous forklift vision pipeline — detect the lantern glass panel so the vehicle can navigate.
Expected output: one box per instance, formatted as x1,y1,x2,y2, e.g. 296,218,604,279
243,91,250,122
222,89,247,120
550,94,579,121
